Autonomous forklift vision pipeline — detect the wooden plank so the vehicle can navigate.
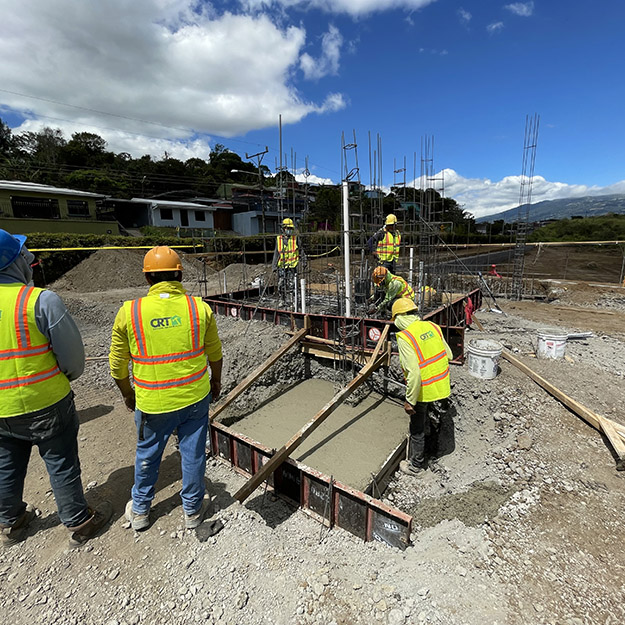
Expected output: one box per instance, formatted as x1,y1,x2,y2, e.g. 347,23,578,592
211,318,310,421
471,315,485,331
234,325,391,503
551,305,616,316
502,351,625,469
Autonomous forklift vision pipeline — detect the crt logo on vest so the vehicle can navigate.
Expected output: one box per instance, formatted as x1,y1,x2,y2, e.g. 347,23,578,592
150,315,183,329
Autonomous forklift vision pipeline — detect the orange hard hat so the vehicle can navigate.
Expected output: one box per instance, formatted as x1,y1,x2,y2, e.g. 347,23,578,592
372,266,388,285
143,246,183,273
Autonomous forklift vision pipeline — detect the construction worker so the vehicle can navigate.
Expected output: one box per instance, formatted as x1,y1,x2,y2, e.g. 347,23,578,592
370,266,414,316
109,246,223,531
272,217,306,307
367,213,401,273
488,264,501,278
0,229,112,546
391,297,453,476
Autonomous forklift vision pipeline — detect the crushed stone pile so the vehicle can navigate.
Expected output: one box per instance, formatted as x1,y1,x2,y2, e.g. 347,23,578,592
51,249,215,292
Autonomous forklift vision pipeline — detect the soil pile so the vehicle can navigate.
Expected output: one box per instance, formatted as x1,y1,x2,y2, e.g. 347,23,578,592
51,249,215,292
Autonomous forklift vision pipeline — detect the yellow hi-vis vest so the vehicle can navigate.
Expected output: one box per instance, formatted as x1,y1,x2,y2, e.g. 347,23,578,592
276,235,299,269
0,284,71,418
376,230,401,262
124,292,210,414
397,319,450,403
389,273,415,300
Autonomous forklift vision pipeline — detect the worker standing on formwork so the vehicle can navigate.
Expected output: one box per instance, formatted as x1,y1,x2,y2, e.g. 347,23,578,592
391,297,453,476
272,218,306,308
367,213,401,273
369,266,414,316
0,229,112,547
109,246,223,532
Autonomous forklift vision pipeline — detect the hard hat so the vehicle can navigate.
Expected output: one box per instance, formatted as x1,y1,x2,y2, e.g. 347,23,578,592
385,214,397,225
372,266,388,285
282,218,294,228
143,246,183,273
0,229,27,271
391,297,419,321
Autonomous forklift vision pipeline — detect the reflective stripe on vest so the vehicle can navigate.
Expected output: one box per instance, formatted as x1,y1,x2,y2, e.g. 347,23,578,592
0,284,70,418
125,293,210,413
376,231,401,261
397,320,450,403
276,235,299,268
392,275,414,300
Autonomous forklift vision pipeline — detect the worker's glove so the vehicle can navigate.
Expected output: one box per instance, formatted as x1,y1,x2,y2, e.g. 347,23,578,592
367,304,377,316
211,380,222,402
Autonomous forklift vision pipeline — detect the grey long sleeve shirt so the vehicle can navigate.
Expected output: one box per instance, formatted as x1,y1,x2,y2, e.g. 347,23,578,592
0,255,84,381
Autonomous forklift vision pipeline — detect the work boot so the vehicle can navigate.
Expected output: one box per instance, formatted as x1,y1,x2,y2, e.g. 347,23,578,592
399,460,425,477
68,501,113,548
185,497,211,530
0,504,36,546
124,500,150,531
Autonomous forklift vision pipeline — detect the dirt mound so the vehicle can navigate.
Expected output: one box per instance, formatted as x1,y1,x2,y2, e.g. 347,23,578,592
51,249,215,292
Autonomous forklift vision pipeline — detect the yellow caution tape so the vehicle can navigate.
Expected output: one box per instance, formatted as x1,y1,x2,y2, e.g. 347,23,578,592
28,245,195,252
307,245,340,258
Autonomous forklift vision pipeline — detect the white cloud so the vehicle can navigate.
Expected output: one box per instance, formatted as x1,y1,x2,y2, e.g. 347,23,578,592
420,169,625,219
457,8,472,23
295,172,334,185
0,0,347,158
300,25,343,80
487,21,505,33
505,2,534,17
239,0,438,17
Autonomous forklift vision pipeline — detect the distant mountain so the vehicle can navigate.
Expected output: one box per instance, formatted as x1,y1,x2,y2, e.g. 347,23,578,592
476,194,625,223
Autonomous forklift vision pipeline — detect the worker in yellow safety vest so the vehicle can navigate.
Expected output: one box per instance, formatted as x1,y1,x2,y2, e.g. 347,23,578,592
109,246,223,532
369,266,414,316
272,217,306,307
391,297,453,476
367,214,401,273
0,229,112,546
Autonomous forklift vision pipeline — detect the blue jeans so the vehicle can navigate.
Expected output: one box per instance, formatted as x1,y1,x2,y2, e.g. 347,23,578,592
132,395,209,516
0,392,90,528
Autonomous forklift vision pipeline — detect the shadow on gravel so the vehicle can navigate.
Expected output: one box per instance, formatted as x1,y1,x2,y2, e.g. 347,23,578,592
435,403,457,460
78,404,114,424
245,490,297,529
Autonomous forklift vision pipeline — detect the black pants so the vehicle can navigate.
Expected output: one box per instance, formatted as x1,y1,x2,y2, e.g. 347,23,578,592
408,402,430,468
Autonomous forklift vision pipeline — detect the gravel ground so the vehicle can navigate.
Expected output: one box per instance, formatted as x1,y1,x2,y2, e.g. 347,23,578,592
2,282,625,625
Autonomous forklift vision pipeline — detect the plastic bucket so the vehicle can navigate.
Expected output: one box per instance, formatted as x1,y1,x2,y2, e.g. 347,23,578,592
466,339,503,380
536,330,568,359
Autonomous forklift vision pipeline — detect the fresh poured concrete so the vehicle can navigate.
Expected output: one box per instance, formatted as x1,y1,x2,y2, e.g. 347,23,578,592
232,378,407,491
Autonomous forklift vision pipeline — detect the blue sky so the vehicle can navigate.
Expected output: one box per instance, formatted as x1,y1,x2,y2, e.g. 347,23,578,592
1,0,624,217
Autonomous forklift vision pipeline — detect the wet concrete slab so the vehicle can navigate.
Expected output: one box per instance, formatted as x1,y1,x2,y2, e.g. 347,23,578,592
232,378,407,491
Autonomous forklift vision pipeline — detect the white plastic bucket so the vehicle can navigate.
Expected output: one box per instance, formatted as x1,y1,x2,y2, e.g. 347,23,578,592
466,339,503,380
536,330,568,359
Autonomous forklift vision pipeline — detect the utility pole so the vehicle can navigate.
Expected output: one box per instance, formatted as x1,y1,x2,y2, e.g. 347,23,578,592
246,146,269,262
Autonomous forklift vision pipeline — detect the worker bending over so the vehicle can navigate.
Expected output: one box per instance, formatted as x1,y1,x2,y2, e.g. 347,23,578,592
367,213,401,273
370,266,414,316
272,218,306,307
392,298,453,476
109,246,223,531
0,229,112,546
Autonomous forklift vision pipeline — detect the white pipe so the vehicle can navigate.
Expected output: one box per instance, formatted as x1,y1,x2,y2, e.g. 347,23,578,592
293,274,298,312
409,247,414,288
300,278,307,314
222,271,227,294
342,180,351,317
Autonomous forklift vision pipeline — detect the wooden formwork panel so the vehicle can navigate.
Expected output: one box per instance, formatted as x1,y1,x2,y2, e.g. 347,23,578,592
209,421,412,549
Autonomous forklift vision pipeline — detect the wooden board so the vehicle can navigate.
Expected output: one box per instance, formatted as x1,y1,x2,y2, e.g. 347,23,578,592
502,351,625,470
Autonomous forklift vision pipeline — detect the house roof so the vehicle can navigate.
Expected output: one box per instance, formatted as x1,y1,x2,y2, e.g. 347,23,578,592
0,180,105,199
130,198,215,211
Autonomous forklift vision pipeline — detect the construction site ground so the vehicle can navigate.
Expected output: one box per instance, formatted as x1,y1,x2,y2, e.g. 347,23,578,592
2,249,625,625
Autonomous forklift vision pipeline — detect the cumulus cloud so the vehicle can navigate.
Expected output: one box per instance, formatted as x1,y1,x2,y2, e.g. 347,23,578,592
294,172,334,185
300,25,343,80
504,2,534,17
0,0,347,158
421,169,625,219
487,21,504,33
457,8,471,23
239,0,438,17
